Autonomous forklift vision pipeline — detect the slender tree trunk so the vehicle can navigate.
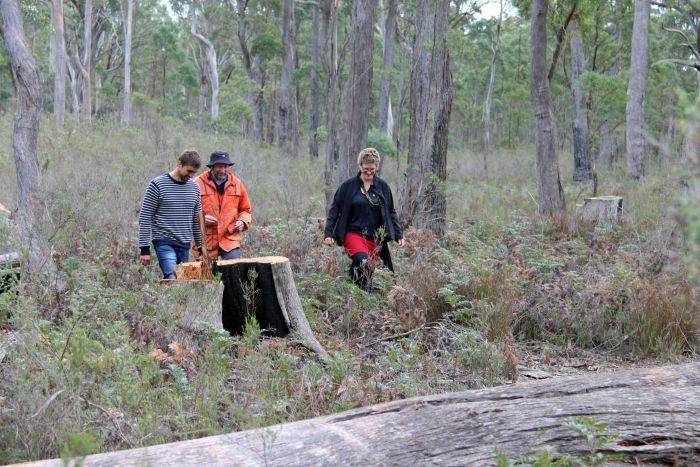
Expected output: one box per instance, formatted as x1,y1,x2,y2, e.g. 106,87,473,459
531,0,566,216
481,0,503,175
121,0,133,126
377,0,397,135
309,2,320,158
278,0,294,148
570,18,591,181
80,0,92,124
625,0,650,179
400,0,452,234
426,28,452,240
190,8,219,122
338,0,377,181
267,76,277,144
50,0,66,126
599,17,622,167
324,0,339,211
66,58,80,121
235,1,263,142
0,0,57,280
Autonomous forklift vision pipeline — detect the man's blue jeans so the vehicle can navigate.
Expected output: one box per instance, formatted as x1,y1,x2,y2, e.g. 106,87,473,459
154,242,190,279
220,247,241,260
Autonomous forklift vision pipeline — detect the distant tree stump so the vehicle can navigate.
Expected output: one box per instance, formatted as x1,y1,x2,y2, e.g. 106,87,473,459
579,196,623,226
215,256,328,358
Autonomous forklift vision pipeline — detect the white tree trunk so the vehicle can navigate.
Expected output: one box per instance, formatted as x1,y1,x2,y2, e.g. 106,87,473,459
481,0,503,174
625,0,650,179
377,0,397,135
121,0,133,126
190,6,219,122
80,0,92,124
50,0,66,126
324,0,339,212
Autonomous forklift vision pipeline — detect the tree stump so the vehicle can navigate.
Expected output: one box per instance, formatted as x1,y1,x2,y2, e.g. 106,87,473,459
215,256,328,358
25,363,700,466
579,195,623,226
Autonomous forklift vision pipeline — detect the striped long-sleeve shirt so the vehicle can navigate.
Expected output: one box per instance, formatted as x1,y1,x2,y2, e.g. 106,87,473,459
139,173,202,256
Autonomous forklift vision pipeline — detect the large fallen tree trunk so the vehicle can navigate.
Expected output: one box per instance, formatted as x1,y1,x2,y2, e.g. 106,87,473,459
24,363,699,466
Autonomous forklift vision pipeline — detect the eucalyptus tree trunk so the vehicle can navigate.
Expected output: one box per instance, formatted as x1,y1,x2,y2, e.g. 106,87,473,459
190,6,219,122
377,0,397,135
530,0,565,216
400,0,452,233
80,0,92,124
50,0,67,126
481,0,503,175
338,0,377,181
309,2,320,158
121,0,133,126
324,0,339,211
570,18,591,181
66,59,80,120
235,0,263,142
0,0,57,280
599,17,623,167
278,0,294,148
625,0,650,180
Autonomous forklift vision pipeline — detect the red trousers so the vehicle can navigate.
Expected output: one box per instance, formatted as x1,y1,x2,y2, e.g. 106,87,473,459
343,232,380,271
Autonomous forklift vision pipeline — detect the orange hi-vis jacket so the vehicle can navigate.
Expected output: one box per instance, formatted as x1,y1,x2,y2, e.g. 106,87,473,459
195,170,252,257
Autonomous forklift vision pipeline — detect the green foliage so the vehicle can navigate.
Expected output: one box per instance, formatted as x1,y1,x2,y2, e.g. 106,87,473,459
367,129,397,157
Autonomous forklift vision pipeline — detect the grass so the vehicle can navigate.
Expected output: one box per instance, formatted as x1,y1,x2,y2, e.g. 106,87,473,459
0,112,698,462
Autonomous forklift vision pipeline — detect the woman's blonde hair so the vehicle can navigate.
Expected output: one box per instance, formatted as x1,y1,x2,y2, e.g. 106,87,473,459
357,147,381,167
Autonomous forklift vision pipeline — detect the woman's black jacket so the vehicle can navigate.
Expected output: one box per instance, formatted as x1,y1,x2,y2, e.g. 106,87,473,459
324,173,403,271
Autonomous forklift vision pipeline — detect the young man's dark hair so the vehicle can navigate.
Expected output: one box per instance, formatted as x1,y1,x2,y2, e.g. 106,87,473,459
178,149,201,168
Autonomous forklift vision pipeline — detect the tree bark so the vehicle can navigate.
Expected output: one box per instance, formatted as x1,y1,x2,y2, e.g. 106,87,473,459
308,2,320,158
1,0,57,280
570,18,591,181
338,0,377,181
235,0,263,142
278,0,294,148
530,0,566,217
377,0,397,136
190,4,219,122
400,0,452,233
50,0,66,126
324,0,339,212
481,0,503,174
28,363,700,466
216,257,328,358
80,0,92,124
121,0,133,126
626,0,650,180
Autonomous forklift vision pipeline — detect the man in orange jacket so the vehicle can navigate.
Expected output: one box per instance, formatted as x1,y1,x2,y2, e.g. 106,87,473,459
194,150,252,260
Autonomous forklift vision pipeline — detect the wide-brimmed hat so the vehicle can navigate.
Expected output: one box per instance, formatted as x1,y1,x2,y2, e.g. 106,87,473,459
206,150,234,167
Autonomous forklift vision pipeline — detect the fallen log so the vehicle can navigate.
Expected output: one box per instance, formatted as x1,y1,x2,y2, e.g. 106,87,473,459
21,363,699,466
216,256,328,358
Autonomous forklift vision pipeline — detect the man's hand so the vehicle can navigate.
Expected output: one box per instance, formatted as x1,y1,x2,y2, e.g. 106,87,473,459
140,255,151,266
397,238,405,247
205,214,218,226
229,220,245,233
324,237,334,246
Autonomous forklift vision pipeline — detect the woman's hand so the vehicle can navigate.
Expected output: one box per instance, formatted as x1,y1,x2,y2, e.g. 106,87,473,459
324,237,334,246
397,238,405,247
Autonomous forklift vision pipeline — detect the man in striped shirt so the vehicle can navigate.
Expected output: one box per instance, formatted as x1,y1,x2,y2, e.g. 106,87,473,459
139,150,204,279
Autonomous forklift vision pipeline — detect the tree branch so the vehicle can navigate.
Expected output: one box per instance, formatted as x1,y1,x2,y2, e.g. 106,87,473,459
547,2,577,82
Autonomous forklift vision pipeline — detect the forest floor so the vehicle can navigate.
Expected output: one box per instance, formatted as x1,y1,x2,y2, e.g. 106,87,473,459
0,119,698,463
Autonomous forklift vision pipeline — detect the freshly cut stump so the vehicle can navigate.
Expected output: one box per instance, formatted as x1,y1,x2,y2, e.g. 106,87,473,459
215,256,328,358
579,195,623,226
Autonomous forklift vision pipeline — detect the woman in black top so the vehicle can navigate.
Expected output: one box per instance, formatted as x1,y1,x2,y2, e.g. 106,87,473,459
324,148,404,291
